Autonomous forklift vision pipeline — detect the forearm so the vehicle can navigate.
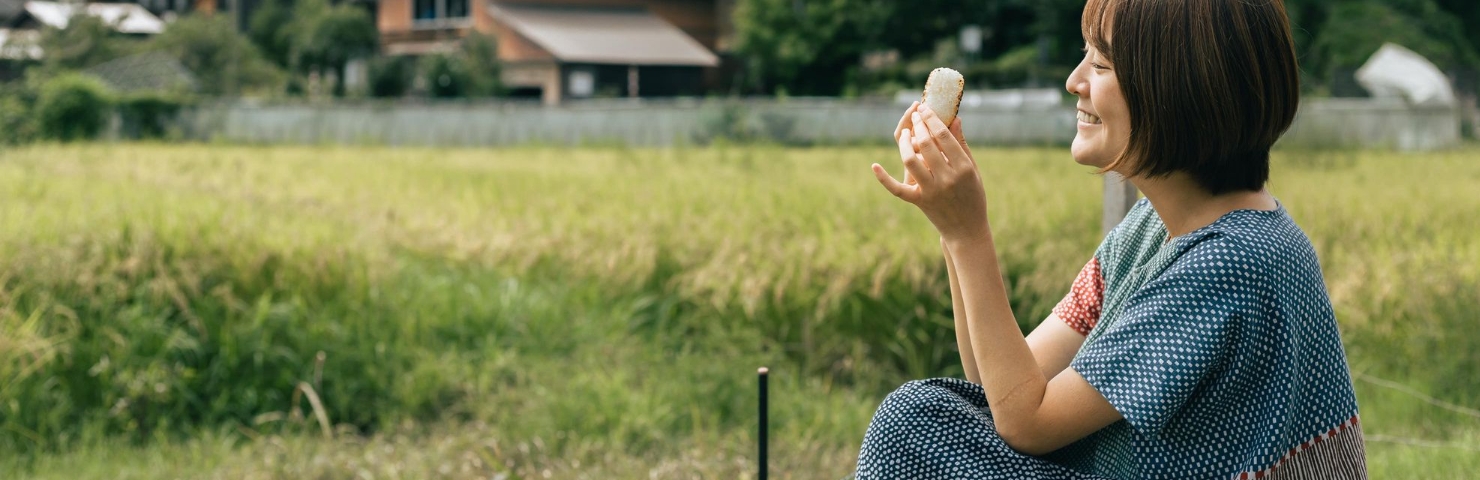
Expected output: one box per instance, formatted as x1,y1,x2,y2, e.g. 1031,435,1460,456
941,238,981,384
945,231,1047,424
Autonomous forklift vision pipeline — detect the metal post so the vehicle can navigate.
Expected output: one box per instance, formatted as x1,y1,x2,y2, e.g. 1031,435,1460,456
1102,171,1138,236
758,367,769,480
628,65,639,99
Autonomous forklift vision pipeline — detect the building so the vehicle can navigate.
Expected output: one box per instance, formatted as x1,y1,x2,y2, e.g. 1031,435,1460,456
378,0,734,104
0,1,166,71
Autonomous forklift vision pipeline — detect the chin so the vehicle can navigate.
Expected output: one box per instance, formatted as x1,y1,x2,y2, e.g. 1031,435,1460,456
1070,140,1108,168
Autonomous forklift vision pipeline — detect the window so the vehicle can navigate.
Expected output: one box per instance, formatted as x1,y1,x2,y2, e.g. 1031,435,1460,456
413,0,468,23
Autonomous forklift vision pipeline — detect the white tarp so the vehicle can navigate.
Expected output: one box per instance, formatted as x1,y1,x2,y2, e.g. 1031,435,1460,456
1354,43,1456,107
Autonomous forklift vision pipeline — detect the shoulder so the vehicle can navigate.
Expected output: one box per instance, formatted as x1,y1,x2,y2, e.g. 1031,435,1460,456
1178,208,1320,284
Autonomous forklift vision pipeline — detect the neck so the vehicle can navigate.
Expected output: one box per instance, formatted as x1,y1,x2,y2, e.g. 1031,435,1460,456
1127,172,1277,238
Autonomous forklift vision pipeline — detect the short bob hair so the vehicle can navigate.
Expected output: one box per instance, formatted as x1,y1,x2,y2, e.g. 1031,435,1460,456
1083,0,1300,195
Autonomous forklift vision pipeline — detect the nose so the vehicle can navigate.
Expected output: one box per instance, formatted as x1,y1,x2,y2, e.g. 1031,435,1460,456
1066,59,1089,98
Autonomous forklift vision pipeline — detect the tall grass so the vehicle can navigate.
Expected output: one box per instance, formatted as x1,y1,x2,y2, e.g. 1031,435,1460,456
1,144,1477,477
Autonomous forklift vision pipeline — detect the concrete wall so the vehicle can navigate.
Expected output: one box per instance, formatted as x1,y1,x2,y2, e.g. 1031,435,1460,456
181,97,1462,151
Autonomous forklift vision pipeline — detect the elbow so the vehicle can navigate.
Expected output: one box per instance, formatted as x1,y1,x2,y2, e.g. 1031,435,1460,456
996,419,1055,456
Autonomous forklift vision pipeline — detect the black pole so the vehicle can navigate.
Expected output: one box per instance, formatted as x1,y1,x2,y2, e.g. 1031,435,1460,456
758,366,769,480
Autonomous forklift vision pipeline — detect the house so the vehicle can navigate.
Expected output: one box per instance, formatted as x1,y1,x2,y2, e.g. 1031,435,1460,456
0,1,166,73
377,0,735,104
3,1,167,34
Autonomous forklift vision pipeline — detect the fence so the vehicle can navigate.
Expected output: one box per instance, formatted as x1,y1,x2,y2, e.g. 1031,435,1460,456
179,97,1463,151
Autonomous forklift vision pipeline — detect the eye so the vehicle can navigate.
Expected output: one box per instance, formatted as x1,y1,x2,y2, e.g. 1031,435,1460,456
1091,62,1110,71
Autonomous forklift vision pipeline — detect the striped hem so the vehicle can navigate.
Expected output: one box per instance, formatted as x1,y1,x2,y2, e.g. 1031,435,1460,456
1233,414,1365,480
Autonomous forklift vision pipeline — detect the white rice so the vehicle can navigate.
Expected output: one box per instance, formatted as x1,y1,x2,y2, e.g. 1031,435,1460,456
921,67,964,127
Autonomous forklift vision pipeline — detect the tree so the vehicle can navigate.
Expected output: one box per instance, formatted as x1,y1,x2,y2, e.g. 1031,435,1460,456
248,0,296,69
148,15,285,95
38,15,137,73
733,0,890,95
285,0,378,96
1301,0,1478,90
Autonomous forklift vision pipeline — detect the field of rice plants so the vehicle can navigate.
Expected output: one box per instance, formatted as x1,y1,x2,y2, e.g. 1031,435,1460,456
1,143,1478,478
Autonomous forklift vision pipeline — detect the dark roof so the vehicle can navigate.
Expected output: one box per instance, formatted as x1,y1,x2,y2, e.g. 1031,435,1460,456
0,0,24,24
85,51,197,93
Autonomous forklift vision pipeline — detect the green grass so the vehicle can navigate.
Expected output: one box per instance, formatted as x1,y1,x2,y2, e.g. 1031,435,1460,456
1,143,1478,478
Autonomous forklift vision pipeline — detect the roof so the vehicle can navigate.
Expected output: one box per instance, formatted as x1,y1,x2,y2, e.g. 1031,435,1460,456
488,3,717,67
85,51,196,93
21,1,165,34
0,0,24,24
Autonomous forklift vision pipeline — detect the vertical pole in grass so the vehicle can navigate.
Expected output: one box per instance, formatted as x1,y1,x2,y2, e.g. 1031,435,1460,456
1102,171,1139,236
758,366,769,480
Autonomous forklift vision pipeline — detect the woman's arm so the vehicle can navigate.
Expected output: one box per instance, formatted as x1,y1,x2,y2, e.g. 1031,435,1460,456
941,237,981,384
876,106,1122,455
948,238,1085,385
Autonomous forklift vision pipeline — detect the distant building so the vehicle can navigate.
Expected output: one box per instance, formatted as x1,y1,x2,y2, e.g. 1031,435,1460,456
0,1,166,71
378,0,736,104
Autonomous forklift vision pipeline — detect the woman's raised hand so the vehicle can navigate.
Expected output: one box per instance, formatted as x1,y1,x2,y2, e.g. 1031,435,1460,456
871,105,990,244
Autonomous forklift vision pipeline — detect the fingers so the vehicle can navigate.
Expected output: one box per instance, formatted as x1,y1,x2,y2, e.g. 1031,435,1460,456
949,117,972,158
893,101,920,141
919,106,970,168
912,113,949,174
872,163,917,202
898,127,931,184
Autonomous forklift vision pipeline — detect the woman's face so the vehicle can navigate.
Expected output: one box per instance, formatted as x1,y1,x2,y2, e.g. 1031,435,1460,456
1065,43,1131,170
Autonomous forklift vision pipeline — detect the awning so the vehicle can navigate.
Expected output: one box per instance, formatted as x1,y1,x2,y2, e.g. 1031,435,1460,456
488,3,718,67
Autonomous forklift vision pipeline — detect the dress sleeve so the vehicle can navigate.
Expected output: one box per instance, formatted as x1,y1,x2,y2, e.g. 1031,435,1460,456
1052,257,1104,336
1069,239,1271,436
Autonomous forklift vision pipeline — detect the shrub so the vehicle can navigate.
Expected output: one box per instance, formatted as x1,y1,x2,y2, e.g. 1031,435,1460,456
420,53,472,98
368,56,414,98
35,74,114,141
0,85,39,145
116,92,190,140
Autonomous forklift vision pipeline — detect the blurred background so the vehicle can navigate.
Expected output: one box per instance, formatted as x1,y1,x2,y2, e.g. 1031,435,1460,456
0,0,1476,478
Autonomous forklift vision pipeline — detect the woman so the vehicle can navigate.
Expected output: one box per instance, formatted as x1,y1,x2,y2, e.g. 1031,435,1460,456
856,0,1366,478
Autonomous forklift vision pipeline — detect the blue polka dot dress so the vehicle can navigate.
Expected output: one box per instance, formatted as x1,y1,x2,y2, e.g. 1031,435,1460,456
856,199,1367,479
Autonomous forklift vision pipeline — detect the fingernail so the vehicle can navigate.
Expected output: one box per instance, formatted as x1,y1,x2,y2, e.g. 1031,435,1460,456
921,105,933,114
912,113,922,123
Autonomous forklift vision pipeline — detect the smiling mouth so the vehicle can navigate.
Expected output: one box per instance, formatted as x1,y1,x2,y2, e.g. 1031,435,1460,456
1077,110,1103,125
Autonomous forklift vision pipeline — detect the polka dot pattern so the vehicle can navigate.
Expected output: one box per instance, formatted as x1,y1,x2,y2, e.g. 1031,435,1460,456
855,199,1365,479
1054,257,1105,335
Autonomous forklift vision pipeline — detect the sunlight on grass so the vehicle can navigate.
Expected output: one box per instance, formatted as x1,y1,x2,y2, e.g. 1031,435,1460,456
1,144,1477,478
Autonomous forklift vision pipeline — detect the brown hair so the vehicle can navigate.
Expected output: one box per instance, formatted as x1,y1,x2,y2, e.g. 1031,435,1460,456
1083,0,1300,194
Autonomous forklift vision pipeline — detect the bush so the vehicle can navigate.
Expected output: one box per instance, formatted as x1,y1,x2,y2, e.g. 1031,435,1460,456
0,85,39,145
368,56,414,98
116,92,190,140
420,53,472,98
36,74,114,142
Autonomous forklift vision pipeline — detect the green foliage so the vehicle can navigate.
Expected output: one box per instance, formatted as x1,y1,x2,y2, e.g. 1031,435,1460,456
419,53,472,98
115,92,190,140
367,56,415,98
34,74,113,141
147,15,284,96
37,15,138,73
247,0,296,68
733,0,891,95
1309,0,1479,82
289,0,379,96
1,145,1479,476
415,34,503,99
458,32,502,97
0,84,40,145
735,0,1480,96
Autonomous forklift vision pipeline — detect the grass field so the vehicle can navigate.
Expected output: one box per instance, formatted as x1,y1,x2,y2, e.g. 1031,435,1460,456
1,143,1478,478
